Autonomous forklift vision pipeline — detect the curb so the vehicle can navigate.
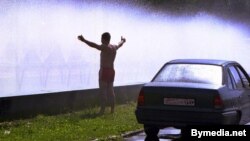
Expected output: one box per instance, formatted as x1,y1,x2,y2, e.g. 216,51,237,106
122,129,144,138
91,129,144,141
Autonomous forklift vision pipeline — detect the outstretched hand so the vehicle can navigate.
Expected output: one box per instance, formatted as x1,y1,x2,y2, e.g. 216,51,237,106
78,35,85,42
121,36,126,43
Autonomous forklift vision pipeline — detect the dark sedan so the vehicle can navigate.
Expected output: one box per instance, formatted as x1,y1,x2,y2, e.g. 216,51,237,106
135,59,250,136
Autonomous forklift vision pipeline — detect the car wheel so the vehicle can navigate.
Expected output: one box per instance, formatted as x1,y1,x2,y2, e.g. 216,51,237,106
236,111,241,124
144,125,159,140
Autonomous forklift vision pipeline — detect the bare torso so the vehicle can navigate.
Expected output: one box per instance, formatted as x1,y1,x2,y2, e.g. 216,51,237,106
100,44,117,69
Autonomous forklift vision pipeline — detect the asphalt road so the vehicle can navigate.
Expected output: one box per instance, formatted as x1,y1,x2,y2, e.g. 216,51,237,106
124,127,181,141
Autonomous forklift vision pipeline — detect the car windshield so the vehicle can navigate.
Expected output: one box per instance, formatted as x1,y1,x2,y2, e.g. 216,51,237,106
153,64,223,85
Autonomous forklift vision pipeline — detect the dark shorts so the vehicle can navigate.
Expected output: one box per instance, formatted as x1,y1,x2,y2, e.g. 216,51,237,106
99,68,115,82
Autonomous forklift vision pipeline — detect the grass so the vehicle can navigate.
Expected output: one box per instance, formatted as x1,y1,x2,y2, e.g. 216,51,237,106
0,102,142,141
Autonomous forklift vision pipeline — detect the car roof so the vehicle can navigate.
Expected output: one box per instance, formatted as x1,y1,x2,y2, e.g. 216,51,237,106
167,59,238,66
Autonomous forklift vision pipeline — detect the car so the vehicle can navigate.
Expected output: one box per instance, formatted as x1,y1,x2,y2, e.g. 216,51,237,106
135,59,250,136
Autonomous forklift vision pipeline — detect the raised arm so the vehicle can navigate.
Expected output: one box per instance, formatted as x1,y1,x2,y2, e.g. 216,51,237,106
77,35,101,50
117,36,126,49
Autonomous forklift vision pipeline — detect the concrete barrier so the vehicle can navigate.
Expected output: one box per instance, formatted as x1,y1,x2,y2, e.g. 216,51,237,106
0,83,144,121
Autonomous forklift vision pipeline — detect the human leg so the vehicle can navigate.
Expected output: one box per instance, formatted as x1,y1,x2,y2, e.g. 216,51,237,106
99,68,115,114
107,82,115,113
99,80,108,115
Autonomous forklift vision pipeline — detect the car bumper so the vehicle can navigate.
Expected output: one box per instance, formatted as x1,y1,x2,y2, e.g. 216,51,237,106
135,107,238,127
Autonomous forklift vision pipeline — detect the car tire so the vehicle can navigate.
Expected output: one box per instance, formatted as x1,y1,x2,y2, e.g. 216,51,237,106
144,125,159,140
236,111,241,124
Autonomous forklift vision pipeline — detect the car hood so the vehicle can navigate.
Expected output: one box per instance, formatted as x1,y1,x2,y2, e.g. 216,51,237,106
144,82,224,90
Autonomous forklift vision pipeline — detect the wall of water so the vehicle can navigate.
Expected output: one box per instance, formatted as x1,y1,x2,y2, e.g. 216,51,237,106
1,0,250,97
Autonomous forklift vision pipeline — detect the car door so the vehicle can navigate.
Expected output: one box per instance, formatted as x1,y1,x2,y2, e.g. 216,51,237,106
234,65,250,124
223,65,242,119
228,64,250,124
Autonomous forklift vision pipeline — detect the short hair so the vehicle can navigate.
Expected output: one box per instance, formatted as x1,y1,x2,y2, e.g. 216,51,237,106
101,32,111,42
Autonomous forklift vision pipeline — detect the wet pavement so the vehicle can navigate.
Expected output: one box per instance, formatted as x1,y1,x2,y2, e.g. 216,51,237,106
124,127,181,141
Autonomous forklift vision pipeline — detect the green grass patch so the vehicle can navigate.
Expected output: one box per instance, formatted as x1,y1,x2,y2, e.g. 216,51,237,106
0,102,142,141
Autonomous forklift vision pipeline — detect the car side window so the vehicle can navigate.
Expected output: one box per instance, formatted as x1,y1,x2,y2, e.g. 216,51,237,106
235,66,250,88
226,71,234,89
228,66,243,89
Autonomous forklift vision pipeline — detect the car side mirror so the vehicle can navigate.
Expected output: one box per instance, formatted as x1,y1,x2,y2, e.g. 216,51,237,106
245,80,250,88
242,78,250,88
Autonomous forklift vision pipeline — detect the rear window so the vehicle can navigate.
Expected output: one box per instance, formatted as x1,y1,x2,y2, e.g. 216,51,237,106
153,64,222,85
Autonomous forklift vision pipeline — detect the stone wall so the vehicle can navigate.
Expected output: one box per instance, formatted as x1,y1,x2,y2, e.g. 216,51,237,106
0,84,144,121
